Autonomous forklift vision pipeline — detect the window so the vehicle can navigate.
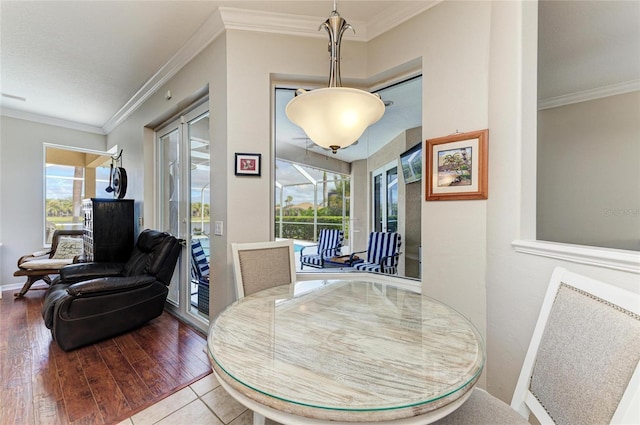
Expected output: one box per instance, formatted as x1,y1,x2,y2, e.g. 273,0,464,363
275,159,350,246
44,145,112,244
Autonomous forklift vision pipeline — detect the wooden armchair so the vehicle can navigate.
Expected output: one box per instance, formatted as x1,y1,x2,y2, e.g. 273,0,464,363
14,229,83,297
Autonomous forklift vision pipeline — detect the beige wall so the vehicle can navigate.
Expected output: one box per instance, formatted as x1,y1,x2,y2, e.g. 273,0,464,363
2,0,639,408
367,1,491,362
537,91,640,251
0,116,106,284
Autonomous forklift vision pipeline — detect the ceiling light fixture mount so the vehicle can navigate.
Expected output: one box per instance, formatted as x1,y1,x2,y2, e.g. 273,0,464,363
285,3,385,154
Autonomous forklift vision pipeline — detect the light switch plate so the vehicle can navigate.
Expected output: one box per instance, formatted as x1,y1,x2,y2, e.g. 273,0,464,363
214,221,223,236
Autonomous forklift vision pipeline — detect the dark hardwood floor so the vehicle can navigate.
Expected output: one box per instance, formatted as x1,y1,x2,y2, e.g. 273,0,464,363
0,287,212,425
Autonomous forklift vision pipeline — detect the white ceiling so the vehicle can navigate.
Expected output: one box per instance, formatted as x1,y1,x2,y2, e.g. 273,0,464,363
1,1,638,161
0,1,432,134
538,0,640,103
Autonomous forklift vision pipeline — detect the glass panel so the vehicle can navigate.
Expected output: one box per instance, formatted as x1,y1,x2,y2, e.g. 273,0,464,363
373,174,382,232
189,112,210,319
209,280,485,415
159,128,181,306
274,159,350,255
44,146,112,244
386,167,398,233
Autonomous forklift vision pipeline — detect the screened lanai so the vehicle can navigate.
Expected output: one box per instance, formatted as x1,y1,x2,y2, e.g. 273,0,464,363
275,159,350,251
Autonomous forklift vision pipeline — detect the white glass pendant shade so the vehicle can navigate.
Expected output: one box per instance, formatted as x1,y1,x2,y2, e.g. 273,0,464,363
286,87,385,153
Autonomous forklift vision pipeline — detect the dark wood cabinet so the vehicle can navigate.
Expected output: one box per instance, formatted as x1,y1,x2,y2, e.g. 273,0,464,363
82,198,134,262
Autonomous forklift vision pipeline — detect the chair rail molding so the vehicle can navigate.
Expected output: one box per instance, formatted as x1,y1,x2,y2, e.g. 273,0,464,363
512,239,640,274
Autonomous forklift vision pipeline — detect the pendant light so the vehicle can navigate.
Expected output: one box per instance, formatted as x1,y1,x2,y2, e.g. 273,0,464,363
285,3,385,154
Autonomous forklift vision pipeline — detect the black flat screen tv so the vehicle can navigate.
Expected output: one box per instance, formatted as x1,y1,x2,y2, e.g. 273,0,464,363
399,143,422,184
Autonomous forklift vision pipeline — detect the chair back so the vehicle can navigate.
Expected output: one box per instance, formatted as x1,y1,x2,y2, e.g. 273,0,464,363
511,267,640,424
232,240,296,299
316,229,344,257
191,238,210,280
122,229,181,285
366,232,402,267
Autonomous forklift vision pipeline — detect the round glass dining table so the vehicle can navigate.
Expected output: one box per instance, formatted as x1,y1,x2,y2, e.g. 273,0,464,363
208,279,485,424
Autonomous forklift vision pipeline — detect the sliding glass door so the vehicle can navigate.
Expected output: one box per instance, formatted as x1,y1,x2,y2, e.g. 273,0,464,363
156,101,210,329
372,161,398,233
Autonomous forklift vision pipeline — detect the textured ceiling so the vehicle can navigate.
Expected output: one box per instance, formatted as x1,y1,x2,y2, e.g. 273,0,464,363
0,1,428,132
1,0,637,150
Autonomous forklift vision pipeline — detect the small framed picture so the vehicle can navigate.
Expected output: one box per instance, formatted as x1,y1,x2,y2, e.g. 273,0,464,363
234,153,261,177
426,129,488,201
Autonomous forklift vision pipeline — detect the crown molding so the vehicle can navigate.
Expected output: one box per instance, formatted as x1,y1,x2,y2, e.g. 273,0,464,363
218,7,368,42
101,4,436,134
0,107,106,135
538,79,640,110
366,1,441,40
102,10,226,134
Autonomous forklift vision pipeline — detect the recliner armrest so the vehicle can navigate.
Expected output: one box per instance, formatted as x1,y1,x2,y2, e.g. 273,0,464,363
67,275,157,296
59,262,125,284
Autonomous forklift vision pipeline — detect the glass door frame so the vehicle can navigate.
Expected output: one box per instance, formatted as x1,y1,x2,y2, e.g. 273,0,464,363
155,101,209,331
371,161,399,233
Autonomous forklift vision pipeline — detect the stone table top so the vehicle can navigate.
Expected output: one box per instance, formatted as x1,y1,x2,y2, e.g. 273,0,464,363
208,279,484,423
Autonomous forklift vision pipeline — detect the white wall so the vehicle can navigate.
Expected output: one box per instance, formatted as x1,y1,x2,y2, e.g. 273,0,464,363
368,0,491,358
3,0,639,407
537,91,640,251
486,0,640,402
0,116,106,285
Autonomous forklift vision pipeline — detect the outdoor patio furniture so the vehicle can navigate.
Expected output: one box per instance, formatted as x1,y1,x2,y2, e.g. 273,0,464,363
352,231,402,275
13,229,83,297
191,238,210,315
300,229,344,269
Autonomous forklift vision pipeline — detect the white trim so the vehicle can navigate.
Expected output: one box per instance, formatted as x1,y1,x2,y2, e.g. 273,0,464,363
3,5,436,135
102,11,225,134
538,79,640,110
0,107,106,135
219,7,367,41
512,239,640,274
366,1,441,41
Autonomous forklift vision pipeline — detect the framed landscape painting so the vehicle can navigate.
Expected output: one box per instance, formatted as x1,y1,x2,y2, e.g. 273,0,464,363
426,129,488,201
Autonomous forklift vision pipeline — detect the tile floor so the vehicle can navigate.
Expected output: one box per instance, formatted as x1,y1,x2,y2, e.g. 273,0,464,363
117,373,280,425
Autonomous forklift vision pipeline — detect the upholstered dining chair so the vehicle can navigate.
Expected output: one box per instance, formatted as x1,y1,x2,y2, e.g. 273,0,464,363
231,239,296,299
300,229,344,269
433,266,640,425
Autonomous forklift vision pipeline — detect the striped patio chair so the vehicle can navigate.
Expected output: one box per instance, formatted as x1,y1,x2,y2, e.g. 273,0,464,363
191,238,210,315
300,229,344,269
353,231,402,275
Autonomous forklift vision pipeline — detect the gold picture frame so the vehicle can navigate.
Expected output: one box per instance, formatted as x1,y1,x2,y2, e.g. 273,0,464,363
426,129,488,201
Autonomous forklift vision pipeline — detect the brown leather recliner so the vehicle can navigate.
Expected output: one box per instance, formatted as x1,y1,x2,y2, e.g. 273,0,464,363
42,229,181,351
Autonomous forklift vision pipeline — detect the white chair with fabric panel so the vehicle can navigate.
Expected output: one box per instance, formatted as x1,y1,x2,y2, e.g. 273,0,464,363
433,266,640,425
231,239,296,299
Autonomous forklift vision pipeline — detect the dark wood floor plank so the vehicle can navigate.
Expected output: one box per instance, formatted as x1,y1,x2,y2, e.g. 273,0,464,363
2,386,35,425
32,371,67,425
114,334,174,398
140,318,211,380
77,345,131,423
97,344,154,411
0,290,211,425
52,348,101,424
